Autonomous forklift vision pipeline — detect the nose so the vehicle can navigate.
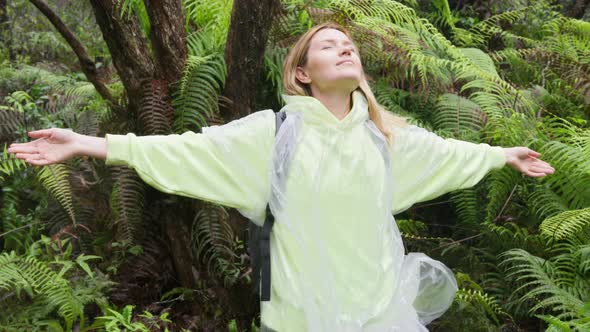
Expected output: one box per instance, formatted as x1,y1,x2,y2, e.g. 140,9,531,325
340,45,353,56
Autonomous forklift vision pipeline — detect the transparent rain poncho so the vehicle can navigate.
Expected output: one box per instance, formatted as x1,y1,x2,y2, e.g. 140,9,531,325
105,90,506,331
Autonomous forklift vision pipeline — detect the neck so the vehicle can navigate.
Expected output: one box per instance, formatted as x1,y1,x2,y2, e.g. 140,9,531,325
310,87,352,120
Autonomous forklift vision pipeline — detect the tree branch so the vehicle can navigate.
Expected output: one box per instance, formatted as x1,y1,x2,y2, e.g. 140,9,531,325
143,0,187,83
28,0,121,110
89,0,155,118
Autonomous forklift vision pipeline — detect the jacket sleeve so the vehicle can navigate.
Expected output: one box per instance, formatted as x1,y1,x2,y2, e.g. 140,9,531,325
390,125,506,215
105,110,275,224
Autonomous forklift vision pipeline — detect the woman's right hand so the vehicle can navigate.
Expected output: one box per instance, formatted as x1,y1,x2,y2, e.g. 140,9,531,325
7,128,107,166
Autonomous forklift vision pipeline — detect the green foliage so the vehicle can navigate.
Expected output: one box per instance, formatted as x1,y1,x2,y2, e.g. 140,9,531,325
192,204,247,287
540,207,590,240
109,167,145,247
172,53,226,133
92,305,172,332
0,251,83,330
499,246,588,321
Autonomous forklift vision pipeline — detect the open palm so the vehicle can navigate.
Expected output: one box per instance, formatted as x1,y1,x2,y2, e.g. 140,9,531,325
8,128,79,166
504,147,555,177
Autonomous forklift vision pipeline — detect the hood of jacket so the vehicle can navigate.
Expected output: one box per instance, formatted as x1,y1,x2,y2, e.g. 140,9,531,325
280,90,369,130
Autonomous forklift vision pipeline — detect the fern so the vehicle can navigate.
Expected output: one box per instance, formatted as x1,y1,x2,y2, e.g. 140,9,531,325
263,47,289,106
527,184,570,222
541,141,590,209
192,203,242,287
36,165,76,224
433,93,486,134
449,188,481,231
0,145,27,182
183,0,232,48
0,251,82,330
109,168,145,246
172,53,226,133
0,108,23,144
138,79,173,135
540,207,590,241
499,248,587,321
456,288,511,325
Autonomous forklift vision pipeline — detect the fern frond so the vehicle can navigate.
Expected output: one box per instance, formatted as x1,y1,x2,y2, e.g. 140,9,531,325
0,109,23,144
527,184,570,222
541,141,590,209
183,0,232,49
0,146,27,182
74,110,99,137
456,288,511,324
484,167,521,224
138,79,173,135
499,248,585,320
192,203,238,286
433,93,486,134
449,188,482,235
36,165,76,224
540,207,590,241
172,54,226,133
109,168,145,246
263,47,288,105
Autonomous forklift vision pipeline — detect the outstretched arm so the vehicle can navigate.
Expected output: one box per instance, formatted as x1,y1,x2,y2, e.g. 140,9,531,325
8,128,107,165
390,125,554,214
8,110,276,223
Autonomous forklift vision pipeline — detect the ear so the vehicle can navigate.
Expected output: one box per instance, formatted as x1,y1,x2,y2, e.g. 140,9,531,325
295,66,312,84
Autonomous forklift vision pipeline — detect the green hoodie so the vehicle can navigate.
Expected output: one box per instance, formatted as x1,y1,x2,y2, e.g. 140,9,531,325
106,91,505,331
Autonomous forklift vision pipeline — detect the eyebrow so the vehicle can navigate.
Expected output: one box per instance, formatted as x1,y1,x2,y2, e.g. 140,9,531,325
319,39,354,45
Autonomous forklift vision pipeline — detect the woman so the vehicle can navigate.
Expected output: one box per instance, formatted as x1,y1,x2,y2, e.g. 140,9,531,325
8,23,554,331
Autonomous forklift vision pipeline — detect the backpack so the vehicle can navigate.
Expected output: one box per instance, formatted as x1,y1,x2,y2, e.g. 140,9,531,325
248,110,287,301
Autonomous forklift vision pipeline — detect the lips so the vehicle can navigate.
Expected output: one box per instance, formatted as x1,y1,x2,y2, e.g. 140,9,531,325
336,59,354,66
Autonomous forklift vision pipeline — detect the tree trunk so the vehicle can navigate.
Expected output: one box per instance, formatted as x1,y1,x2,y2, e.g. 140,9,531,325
566,0,590,18
221,0,281,122
89,0,198,291
89,0,155,119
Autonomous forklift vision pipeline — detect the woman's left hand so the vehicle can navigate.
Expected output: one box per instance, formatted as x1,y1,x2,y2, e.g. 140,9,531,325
503,147,555,177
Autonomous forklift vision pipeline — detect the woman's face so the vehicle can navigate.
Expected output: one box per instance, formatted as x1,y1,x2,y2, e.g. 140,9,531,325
296,28,363,94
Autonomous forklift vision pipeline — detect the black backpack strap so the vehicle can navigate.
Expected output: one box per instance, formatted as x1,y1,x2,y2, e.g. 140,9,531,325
260,203,274,301
259,110,287,301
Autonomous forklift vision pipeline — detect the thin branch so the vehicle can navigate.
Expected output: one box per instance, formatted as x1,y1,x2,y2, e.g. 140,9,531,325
494,184,518,222
413,199,453,209
0,223,38,238
431,232,485,251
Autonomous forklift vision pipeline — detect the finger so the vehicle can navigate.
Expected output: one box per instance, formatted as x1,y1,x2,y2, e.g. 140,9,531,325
535,161,555,171
527,149,541,158
25,158,53,166
7,145,39,154
8,144,40,154
28,129,54,139
15,153,41,160
525,171,548,177
530,165,554,174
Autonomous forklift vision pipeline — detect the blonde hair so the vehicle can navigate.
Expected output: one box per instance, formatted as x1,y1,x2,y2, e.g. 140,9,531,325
282,22,407,143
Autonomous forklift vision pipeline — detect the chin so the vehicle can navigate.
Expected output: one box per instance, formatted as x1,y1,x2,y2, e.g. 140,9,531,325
336,77,361,92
